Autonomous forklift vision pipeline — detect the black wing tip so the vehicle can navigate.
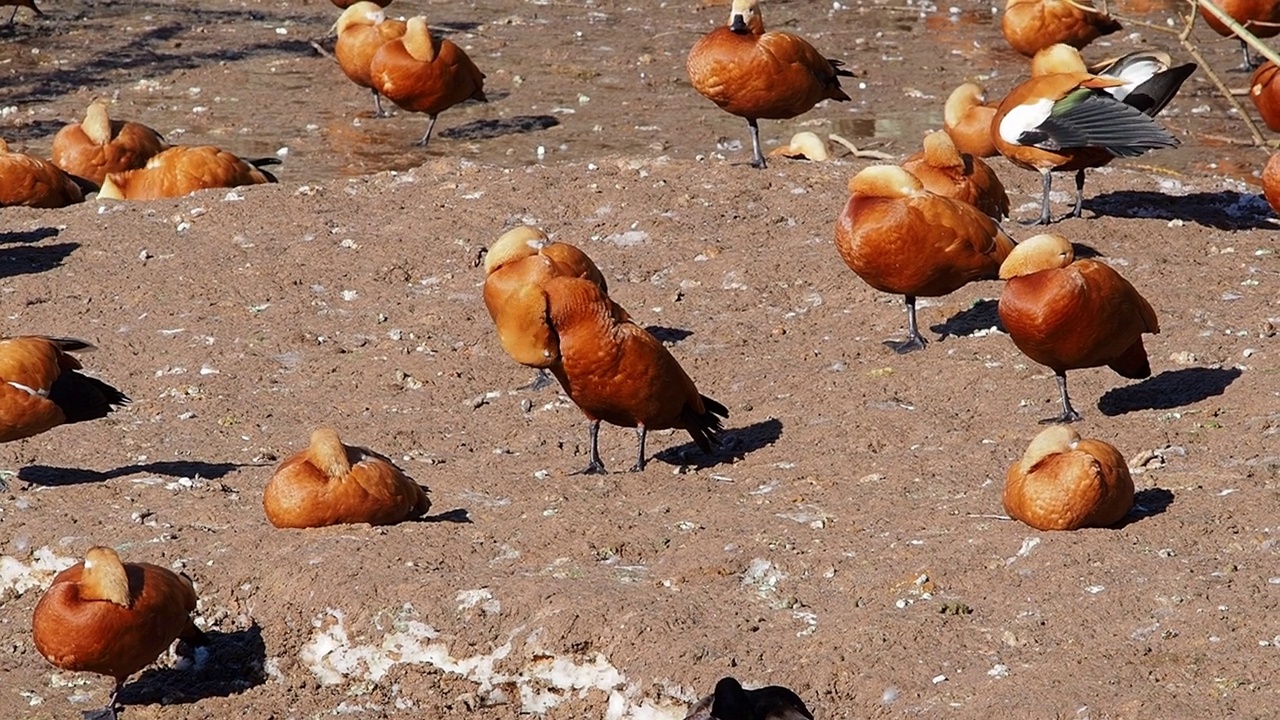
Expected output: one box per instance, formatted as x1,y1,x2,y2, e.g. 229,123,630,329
45,337,97,353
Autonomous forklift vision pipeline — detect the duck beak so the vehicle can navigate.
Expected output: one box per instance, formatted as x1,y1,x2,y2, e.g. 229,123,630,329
730,14,748,32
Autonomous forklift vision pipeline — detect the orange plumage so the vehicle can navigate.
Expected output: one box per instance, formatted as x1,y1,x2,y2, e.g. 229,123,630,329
1250,61,1280,131
943,82,999,158
32,547,207,719
97,145,277,200
263,428,430,529
483,225,626,371
1001,0,1121,57
0,139,84,208
536,276,728,474
332,0,390,8
686,0,851,168
51,100,168,187
834,165,1015,353
1198,0,1280,67
369,16,486,147
0,336,129,445
1003,425,1134,530
1263,151,1280,214
335,1,407,118
998,233,1159,423
901,130,1010,219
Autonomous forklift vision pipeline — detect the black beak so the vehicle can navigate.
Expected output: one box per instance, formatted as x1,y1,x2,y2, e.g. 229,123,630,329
729,14,748,33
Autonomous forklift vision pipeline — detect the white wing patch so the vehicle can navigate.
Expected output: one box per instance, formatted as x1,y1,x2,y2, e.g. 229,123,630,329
6,381,48,398
998,98,1056,145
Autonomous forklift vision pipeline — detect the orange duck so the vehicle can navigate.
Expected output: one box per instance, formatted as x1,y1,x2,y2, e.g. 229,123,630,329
993,44,1194,224
369,16,486,147
332,0,390,7
943,82,999,158
1198,0,1280,68
32,546,208,720
1264,150,1280,214
0,139,84,208
335,1,407,118
998,233,1159,423
686,0,852,169
97,145,278,200
1003,425,1134,530
534,276,728,474
834,165,1015,354
2,0,40,23
51,100,169,188
1001,0,1121,57
483,225,628,389
1,337,129,445
902,130,1010,219
1250,61,1280,131
263,428,430,528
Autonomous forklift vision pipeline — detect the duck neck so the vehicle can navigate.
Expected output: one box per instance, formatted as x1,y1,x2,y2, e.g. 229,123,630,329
80,550,132,608
403,19,438,62
83,102,114,145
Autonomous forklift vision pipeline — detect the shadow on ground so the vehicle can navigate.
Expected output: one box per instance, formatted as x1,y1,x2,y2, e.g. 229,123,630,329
19,460,248,487
1118,487,1175,527
654,417,783,469
931,299,1002,339
1085,190,1274,230
121,624,266,708
1098,367,1243,416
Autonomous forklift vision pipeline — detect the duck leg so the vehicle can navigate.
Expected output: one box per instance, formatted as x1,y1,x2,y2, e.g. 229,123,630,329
6,6,17,23
883,295,928,354
1070,169,1087,218
415,114,440,148
371,89,389,118
1022,170,1053,226
629,425,647,472
747,118,767,169
518,368,555,391
574,419,608,475
82,681,123,720
1237,39,1257,71
1041,371,1083,424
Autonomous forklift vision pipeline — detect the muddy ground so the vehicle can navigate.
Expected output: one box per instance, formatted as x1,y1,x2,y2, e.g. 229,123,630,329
1,0,1278,718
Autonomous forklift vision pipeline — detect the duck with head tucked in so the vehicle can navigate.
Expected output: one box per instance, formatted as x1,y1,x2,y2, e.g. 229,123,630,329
943,82,999,158
264,428,430,528
1,336,129,445
1001,0,1121,57
369,16,487,148
51,100,169,188
334,1,407,118
32,546,208,720
998,233,1159,423
901,130,1010,220
834,165,1015,354
686,0,852,169
97,145,278,200
0,139,84,208
1004,425,1134,531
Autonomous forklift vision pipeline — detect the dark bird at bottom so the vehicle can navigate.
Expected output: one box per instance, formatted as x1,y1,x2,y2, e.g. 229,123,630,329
684,677,814,720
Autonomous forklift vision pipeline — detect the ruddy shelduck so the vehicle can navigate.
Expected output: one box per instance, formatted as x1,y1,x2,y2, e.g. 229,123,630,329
998,233,1159,423
1263,150,1280,214
1250,61,1280,131
992,44,1193,224
901,130,1010,219
335,1,407,118
97,145,278,200
332,0,390,8
534,276,728,474
263,428,430,528
482,225,627,389
369,16,487,147
834,165,1015,354
768,131,830,162
1003,425,1134,531
686,0,852,169
684,676,814,720
1001,0,1121,57
51,100,169,187
1,337,129,445
943,82,999,158
32,546,208,720
1198,0,1280,68
0,139,84,208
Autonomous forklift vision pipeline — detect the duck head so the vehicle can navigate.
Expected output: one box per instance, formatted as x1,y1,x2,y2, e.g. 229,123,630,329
728,0,764,34
999,233,1074,279
484,225,548,275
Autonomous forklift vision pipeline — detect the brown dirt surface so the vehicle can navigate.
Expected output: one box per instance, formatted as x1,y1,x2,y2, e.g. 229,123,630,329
2,0,1278,718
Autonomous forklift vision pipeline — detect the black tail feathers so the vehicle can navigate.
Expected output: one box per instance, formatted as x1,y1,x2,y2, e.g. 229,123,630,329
48,371,130,424
685,395,729,453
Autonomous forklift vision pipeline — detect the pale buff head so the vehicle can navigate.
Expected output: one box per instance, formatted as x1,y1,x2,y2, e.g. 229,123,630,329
944,82,986,125
484,225,548,275
999,233,1074,279
402,17,438,62
97,172,127,200
921,130,963,168
1031,44,1087,76
728,0,764,34
81,546,132,608
334,1,387,35
308,428,353,480
1019,424,1081,473
847,164,925,198
82,99,113,145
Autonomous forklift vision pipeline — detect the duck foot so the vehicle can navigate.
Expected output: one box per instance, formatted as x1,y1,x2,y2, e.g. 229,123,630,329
573,460,608,475
1038,409,1082,425
517,369,554,392
883,336,926,354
